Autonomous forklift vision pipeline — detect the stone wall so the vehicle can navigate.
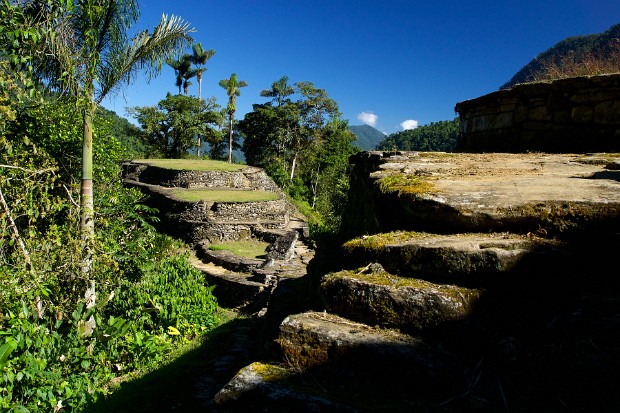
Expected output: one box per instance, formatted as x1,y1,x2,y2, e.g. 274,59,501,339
122,162,281,192
455,74,620,153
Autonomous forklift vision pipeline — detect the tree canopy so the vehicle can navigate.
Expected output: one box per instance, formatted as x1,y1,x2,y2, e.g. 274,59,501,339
239,77,357,229
128,93,223,158
377,118,459,152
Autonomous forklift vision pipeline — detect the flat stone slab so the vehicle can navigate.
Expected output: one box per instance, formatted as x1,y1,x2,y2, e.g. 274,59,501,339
320,264,482,334
214,362,358,412
348,151,620,237
277,312,463,381
341,231,566,285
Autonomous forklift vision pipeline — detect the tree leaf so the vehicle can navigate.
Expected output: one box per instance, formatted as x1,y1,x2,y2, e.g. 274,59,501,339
0,341,17,369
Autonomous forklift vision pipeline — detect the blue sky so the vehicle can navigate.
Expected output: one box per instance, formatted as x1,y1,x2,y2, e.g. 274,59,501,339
102,0,620,135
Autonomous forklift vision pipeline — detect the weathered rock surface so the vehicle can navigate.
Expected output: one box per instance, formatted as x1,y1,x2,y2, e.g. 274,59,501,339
343,151,620,238
277,312,464,382
320,265,483,334
340,231,568,286
213,362,358,413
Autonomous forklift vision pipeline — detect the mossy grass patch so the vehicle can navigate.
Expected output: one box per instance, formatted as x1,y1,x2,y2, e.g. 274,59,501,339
376,174,435,196
170,188,279,202
133,158,245,172
208,240,270,259
343,231,430,252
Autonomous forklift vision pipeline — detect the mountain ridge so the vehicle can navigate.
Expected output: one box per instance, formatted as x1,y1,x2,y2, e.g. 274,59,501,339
349,124,386,151
502,22,620,89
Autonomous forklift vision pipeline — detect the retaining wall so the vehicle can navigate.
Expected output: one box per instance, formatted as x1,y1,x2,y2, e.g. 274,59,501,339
455,74,620,153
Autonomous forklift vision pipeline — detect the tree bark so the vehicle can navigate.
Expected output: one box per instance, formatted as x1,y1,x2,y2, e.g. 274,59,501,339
228,116,234,163
80,106,95,285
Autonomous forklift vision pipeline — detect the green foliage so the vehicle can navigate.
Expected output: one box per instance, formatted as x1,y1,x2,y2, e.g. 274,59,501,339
95,106,146,158
128,93,224,158
239,78,357,235
377,118,459,152
1,61,219,412
207,240,269,259
108,254,218,338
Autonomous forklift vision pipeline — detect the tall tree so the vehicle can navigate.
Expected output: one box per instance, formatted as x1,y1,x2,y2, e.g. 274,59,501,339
26,0,194,294
182,67,198,95
187,43,215,156
189,43,215,98
128,93,222,158
260,75,294,107
167,54,192,95
218,72,247,163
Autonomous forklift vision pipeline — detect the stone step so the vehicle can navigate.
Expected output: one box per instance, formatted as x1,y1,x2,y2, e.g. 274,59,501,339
189,252,270,312
195,241,264,273
214,312,466,412
320,264,483,335
213,362,360,412
343,152,620,239
340,231,567,287
121,161,281,192
277,311,464,382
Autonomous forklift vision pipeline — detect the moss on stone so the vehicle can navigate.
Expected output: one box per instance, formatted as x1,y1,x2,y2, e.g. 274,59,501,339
499,201,620,234
342,231,429,253
375,174,436,196
249,362,292,382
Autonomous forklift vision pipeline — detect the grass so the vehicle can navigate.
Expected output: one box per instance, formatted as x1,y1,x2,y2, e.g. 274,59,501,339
376,174,435,196
287,196,324,226
208,240,270,259
170,188,280,202
133,158,245,172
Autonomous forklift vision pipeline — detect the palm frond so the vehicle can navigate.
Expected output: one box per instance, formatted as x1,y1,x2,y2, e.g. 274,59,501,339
96,13,194,103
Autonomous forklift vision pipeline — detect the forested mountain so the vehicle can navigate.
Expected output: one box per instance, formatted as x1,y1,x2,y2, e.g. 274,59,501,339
96,106,146,157
349,124,386,150
377,118,459,152
502,22,620,89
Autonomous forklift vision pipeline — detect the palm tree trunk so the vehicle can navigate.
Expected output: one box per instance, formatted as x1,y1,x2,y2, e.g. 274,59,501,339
228,116,233,163
80,105,95,286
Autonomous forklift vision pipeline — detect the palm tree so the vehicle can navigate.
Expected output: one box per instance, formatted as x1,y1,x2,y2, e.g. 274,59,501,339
219,73,247,163
29,0,194,293
182,68,198,95
167,55,192,94
260,75,294,107
189,43,215,99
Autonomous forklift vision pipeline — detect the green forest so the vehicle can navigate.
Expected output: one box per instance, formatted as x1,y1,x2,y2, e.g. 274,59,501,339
376,118,459,152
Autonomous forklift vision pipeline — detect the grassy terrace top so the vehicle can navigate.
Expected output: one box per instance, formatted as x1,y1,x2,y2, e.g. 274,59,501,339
170,188,279,203
133,159,246,172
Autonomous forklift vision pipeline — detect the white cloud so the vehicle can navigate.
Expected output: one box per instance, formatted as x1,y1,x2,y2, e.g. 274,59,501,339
400,119,419,130
357,111,378,127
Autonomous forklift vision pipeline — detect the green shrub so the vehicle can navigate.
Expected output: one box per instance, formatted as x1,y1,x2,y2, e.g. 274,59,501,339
109,254,218,339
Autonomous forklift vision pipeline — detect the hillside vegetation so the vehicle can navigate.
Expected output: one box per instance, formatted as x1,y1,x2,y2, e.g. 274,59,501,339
349,124,386,151
377,119,459,152
502,22,620,88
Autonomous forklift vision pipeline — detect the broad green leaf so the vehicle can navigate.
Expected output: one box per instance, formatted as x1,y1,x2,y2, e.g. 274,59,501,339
0,341,17,369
